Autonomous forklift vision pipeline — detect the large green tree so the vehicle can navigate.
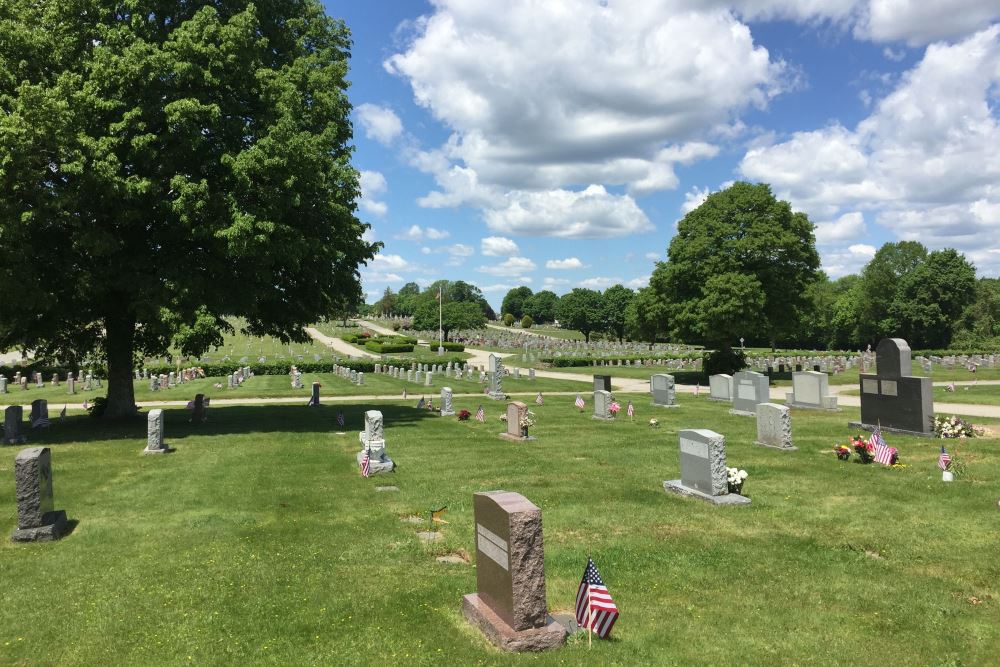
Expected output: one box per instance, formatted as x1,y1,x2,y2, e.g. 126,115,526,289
892,248,976,348
652,182,820,350
501,286,533,320
556,288,603,341
524,289,558,324
411,300,485,341
624,285,667,342
0,1,377,417
601,284,634,342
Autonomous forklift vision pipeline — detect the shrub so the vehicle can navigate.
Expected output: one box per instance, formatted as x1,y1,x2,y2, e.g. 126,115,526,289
363,340,414,354
703,348,748,377
428,341,465,352
521,315,533,329
503,313,515,326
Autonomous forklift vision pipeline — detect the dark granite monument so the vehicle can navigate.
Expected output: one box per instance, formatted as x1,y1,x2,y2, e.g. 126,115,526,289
12,447,68,542
851,338,934,436
593,375,612,393
463,491,566,652
664,429,750,506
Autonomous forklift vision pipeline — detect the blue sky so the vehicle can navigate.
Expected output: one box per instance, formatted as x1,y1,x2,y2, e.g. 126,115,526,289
326,1,1000,310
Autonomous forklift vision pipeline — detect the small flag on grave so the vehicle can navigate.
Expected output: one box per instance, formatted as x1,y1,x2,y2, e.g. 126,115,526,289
475,405,485,422
575,394,585,410
938,446,951,471
626,400,634,419
576,557,619,640
416,397,425,409
360,450,371,478
536,392,544,405
871,426,896,465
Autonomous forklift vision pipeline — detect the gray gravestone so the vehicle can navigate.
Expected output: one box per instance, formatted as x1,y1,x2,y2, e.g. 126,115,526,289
29,399,49,428
499,401,531,441
309,381,321,406
754,403,795,450
592,390,612,420
440,387,455,416
0,375,6,393
12,447,68,542
192,394,207,422
730,371,769,416
664,429,750,505
4,405,26,444
593,375,612,392
708,374,732,401
462,490,566,652
488,355,505,400
144,409,169,454
357,410,395,474
650,373,678,408
785,371,838,410
852,338,934,436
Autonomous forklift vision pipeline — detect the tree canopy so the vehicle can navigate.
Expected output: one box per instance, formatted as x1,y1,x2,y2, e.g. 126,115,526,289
0,1,377,417
501,286,533,320
651,181,820,349
556,288,604,342
524,290,558,324
600,284,634,342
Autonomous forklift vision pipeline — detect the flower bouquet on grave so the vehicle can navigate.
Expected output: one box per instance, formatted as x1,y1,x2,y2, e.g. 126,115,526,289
851,435,875,464
834,444,852,461
649,418,659,429
500,413,508,422
519,410,536,430
457,409,471,421
933,415,983,439
727,467,748,495
608,400,621,418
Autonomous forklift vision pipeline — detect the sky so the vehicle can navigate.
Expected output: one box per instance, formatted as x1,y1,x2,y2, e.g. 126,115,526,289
327,0,1000,311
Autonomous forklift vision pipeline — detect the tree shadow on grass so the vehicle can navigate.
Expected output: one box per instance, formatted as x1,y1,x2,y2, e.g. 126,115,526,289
12,402,448,448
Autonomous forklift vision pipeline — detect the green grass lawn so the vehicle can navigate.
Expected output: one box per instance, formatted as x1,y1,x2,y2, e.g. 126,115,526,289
836,383,1000,406
1,395,997,665
523,326,586,341
0,372,589,406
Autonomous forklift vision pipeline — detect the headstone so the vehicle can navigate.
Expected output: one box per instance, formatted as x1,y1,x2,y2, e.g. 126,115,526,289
425,372,433,386
730,370,769,416
144,409,169,454
650,373,678,408
357,372,364,386
754,403,795,450
499,401,530,441
488,355,505,400
593,375,612,392
11,447,68,542
785,371,838,410
357,410,395,474
4,405,26,444
309,381,321,406
0,375,6,393
67,374,76,395
664,429,750,505
528,369,535,381
462,490,566,652
592,390,612,420
852,338,934,436
708,374,732,401
440,387,455,416
192,393,207,422
29,399,49,428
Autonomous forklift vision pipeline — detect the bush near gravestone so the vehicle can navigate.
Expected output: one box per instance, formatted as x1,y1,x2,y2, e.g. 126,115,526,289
425,341,465,352
363,340,414,354
503,313,515,327
521,315,533,329
703,348,749,377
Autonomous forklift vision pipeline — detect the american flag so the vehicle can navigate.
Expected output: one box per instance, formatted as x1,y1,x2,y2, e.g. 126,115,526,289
337,411,345,427
938,446,951,471
360,450,371,477
626,401,634,418
871,426,895,465
60,405,67,420
536,392,544,405
575,557,619,639
475,405,485,422
574,394,585,410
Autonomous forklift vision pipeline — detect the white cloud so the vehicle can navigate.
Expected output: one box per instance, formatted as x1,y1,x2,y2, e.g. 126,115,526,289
398,225,451,241
627,276,650,288
445,243,474,266
477,256,537,277
480,236,520,257
578,276,621,290
814,212,867,244
680,186,712,215
856,0,1000,45
739,26,1000,273
545,257,584,270
644,252,660,261
882,46,906,61
358,170,388,217
386,0,792,237
542,277,571,289
484,185,654,239
482,282,531,292
848,243,877,257
355,103,403,145
370,253,410,271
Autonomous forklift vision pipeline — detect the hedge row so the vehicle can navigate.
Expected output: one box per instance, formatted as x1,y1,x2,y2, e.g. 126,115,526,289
363,341,415,353
424,341,465,352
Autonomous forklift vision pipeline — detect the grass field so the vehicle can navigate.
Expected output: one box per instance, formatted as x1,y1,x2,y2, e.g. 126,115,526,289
0,372,591,407
1,394,997,665
837,383,1000,406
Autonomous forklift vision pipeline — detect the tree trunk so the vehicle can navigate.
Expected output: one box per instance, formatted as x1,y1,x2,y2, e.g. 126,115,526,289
104,311,138,419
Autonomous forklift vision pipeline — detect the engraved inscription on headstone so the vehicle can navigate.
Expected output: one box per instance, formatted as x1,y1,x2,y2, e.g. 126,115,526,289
730,371,769,416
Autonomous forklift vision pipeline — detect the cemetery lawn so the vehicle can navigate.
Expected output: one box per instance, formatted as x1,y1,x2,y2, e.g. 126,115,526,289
1,373,589,406
2,398,998,666
523,326,586,341
838,383,1000,406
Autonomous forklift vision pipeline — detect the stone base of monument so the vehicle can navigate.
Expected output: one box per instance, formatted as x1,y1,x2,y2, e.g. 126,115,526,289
707,397,729,402
728,409,755,417
440,410,456,417
591,415,614,421
462,593,567,652
488,392,506,401
498,432,536,442
652,402,680,408
356,450,396,474
753,441,798,451
785,400,840,411
848,421,936,438
663,480,751,506
143,445,174,455
11,510,68,542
